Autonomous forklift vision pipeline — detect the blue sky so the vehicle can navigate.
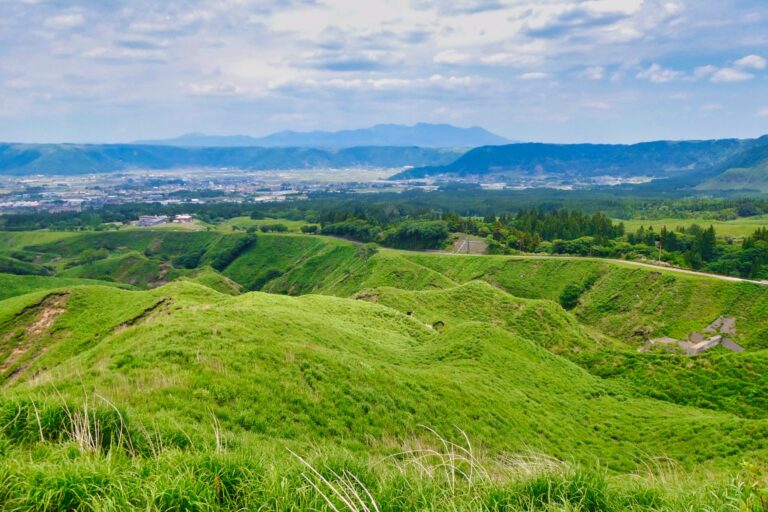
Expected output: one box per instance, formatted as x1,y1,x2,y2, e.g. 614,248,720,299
1,0,767,143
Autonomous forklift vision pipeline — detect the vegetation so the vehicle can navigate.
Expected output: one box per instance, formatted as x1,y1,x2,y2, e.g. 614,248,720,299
1,224,768,509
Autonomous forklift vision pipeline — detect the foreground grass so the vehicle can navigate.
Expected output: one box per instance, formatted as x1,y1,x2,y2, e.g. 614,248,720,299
1,430,766,511
2,231,768,508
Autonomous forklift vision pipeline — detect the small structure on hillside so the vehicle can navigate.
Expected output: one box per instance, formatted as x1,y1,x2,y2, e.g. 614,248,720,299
641,317,744,355
137,215,169,227
173,214,194,223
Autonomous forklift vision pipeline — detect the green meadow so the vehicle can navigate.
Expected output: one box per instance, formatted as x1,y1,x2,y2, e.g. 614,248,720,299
0,230,767,510
619,215,768,238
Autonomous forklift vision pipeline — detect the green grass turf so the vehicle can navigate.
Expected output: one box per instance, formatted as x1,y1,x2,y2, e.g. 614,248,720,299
0,273,132,300
619,215,768,238
1,230,768,508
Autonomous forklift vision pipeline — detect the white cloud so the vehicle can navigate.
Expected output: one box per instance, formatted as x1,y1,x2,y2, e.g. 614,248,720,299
43,13,85,30
734,54,766,70
433,50,469,64
580,66,605,80
277,74,486,92
83,47,167,62
480,52,543,67
755,108,768,118
636,63,684,83
711,68,754,83
693,65,717,79
518,72,548,80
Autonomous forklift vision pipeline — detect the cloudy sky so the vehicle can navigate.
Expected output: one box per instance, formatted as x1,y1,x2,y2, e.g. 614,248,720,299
1,0,768,143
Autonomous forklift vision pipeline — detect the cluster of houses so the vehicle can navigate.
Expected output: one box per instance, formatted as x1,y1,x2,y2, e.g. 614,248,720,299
136,214,194,227
643,316,745,355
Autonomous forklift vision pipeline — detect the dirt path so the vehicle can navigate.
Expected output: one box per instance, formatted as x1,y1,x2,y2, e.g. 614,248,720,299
494,254,767,286
394,248,768,287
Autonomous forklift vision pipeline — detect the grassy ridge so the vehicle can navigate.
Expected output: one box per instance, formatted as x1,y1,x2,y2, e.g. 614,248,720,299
619,215,768,238
2,231,768,508
402,254,768,348
0,273,131,300
2,282,768,472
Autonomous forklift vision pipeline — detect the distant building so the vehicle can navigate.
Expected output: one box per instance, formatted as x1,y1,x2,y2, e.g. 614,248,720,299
173,214,194,223
137,215,169,227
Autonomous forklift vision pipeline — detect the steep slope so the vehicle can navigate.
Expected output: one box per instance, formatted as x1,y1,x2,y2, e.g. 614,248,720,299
0,273,132,300
402,254,768,348
696,135,768,191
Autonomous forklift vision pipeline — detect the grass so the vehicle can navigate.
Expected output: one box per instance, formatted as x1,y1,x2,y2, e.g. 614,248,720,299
3,282,768,471
217,216,309,233
619,215,768,238
401,253,768,348
0,273,131,300
1,443,764,511
2,229,768,508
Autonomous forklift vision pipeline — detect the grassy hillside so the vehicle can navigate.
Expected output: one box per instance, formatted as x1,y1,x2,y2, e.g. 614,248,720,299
359,281,615,354
402,254,768,348
698,162,768,193
2,231,768,508
1,282,768,509
619,215,768,238
0,273,132,300
2,282,768,471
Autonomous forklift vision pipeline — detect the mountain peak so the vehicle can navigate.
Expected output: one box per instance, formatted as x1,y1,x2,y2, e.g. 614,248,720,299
136,123,512,148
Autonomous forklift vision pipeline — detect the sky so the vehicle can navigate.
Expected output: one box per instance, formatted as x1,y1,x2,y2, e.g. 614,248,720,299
1,0,768,144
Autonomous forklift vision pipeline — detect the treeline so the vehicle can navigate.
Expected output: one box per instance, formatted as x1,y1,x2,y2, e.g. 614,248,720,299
5,188,768,231
473,212,767,279
3,191,768,277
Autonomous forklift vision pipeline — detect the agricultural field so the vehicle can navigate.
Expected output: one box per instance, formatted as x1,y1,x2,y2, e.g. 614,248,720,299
217,216,309,233
619,215,768,238
0,230,767,510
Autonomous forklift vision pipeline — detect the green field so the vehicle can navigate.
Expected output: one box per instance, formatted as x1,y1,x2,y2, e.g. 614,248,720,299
619,215,768,238
217,216,309,233
1,230,768,510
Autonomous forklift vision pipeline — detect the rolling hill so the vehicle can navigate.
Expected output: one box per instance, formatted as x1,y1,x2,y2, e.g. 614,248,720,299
696,136,768,192
1,230,768,509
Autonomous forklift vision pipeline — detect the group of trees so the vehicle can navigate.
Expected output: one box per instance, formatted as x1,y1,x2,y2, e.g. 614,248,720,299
4,192,768,278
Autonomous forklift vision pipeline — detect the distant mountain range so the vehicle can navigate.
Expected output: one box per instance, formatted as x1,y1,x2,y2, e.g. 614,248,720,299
391,137,768,191
136,123,512,148
0,145,464,176
2,130,768,193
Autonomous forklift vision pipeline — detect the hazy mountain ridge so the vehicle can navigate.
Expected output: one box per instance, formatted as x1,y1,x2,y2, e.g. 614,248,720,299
0,143,464,175
391,138,759,182
696,135,768,192
136,123,512,148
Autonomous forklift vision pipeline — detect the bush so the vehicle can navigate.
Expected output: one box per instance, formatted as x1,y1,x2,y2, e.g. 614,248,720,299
301,224,320,234
259,224,288,233
382,220,450,250
322,220,381,243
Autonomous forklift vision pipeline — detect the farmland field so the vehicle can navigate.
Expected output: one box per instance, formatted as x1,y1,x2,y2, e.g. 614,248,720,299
619,215,768,238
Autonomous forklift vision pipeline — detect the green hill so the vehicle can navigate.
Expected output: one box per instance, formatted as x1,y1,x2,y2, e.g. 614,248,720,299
2,230,768,509
697,161,768,192
0,273,133,300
